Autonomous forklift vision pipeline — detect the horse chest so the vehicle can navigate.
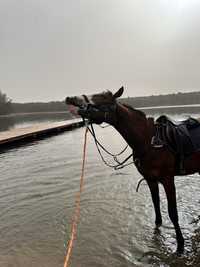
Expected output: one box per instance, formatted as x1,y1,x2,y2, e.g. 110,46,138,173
133,157,151,176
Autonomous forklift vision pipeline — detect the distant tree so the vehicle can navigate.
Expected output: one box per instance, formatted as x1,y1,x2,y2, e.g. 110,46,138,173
121,91,200,108
0,90,12,115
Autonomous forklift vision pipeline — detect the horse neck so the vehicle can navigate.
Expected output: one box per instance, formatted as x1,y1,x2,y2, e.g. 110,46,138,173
113,103,152,156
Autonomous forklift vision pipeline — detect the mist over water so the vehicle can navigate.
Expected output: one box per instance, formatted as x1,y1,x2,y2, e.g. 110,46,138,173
0,112,200,266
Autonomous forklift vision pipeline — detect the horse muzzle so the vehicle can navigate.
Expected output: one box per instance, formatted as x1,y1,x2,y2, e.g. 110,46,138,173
65,96,83,107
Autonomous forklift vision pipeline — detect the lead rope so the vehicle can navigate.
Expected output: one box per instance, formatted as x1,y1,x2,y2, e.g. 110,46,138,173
63,127,88,267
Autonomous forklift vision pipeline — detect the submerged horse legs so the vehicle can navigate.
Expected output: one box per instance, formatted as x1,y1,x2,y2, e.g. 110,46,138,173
162,177,184,254
147,178,184,253
147,180,162,227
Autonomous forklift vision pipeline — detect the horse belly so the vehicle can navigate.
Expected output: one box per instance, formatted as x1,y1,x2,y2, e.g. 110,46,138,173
137,150,175,179
185,151,200,174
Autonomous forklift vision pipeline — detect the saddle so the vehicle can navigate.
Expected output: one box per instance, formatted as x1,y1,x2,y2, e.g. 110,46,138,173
152,115,200,174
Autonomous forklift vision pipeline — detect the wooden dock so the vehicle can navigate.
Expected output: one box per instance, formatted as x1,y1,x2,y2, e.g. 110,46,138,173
0,119,84,148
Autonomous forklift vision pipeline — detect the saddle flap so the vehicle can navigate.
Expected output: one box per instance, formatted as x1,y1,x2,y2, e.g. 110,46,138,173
154,115,199,156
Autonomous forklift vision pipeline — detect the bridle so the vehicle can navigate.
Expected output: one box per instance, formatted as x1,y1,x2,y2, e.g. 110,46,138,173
79,94,117,123
78,95,134,167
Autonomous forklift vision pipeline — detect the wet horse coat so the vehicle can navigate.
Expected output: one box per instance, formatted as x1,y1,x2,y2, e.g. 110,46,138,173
65,87,200,254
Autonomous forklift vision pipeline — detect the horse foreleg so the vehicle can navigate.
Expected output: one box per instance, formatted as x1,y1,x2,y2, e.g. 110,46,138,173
147,180,162,228
162,177,184,254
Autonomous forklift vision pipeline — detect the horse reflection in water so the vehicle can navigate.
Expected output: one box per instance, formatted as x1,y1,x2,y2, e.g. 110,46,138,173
66,87,200,254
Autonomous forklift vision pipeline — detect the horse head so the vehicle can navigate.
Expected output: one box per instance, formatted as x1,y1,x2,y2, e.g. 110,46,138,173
65,87,124,124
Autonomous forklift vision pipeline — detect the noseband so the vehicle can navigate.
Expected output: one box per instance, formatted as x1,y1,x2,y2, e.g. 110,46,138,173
79,95,117,123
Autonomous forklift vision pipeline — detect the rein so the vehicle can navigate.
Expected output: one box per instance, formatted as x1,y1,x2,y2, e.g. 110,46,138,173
83,118,145,193
86,122,134,170
87,122,145,191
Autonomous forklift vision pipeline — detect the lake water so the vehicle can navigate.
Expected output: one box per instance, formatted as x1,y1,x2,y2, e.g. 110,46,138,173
0,112,73,132
0,112,200,266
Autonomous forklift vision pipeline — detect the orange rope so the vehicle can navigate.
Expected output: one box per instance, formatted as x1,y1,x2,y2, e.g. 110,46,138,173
64,127,88,267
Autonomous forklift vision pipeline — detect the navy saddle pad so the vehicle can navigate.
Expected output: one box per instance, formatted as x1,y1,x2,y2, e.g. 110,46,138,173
155,115,200,155
189,126,200,151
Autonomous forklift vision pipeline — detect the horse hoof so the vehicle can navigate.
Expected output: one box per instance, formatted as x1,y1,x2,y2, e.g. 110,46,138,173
177,245,184,256
155,220,162,228
155,223,162,228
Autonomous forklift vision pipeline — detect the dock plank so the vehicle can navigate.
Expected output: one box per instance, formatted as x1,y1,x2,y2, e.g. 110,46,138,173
0,119,84,146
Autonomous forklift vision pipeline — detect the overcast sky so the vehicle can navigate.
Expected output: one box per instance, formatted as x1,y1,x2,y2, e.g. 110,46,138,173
1,0,200,102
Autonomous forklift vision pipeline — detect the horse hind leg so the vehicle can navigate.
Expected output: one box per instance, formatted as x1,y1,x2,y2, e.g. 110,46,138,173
147,180,162,228
162,177,184,254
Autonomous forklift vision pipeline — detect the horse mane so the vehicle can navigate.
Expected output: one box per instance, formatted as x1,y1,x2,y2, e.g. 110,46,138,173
122,103,146,119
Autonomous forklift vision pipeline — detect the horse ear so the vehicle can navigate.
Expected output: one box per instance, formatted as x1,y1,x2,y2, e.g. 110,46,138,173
113,86,124,99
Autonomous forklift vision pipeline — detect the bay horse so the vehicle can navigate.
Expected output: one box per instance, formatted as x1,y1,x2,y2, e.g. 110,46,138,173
65,86,200,254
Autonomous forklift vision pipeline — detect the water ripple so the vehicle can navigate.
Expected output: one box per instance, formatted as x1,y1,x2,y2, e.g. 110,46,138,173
0,122,200,266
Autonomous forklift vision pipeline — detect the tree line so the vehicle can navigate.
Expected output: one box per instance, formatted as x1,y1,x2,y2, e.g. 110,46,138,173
12,101,67,114
121,91,200,108
1,90,200,115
